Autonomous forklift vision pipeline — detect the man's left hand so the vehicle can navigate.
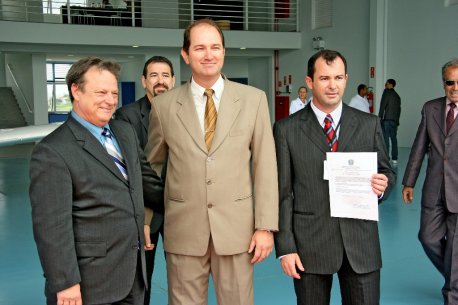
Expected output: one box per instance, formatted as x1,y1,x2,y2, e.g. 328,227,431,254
144,225,155,251
371,173,388,196
248,230,274,264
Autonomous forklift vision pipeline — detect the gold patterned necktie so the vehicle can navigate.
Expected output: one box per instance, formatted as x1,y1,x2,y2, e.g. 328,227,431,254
204,88,217,151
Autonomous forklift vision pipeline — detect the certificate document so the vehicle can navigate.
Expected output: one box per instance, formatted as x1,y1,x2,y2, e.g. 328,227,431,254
326,152,378,221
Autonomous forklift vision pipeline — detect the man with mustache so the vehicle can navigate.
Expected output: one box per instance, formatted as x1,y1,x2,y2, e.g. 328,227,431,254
115,55,175,305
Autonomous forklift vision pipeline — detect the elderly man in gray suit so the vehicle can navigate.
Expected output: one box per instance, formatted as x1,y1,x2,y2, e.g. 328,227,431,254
29,57,164,305
274,49,395,305
403,58,458,305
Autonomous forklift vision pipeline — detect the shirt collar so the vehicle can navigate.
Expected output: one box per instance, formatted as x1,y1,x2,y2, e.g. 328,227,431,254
310,100,343,127
71,111,110,143
190,75,224,100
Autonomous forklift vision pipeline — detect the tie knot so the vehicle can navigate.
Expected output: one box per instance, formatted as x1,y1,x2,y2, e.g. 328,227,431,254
450,103,456,109
204,89,214,98
324,114,334,125
102,127,112,139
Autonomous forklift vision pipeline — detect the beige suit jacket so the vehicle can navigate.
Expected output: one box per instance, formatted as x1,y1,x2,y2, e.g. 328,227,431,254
145,79,278,256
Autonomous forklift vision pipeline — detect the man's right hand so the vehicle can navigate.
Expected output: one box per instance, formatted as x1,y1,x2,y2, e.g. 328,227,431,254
56,283,82,305
280,253,305,279
402,186,414,204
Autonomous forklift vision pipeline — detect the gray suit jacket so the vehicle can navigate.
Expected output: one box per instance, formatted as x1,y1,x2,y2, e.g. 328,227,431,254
115,96,164,233
29,116,164,304
403,97,458,212
274,104,395,274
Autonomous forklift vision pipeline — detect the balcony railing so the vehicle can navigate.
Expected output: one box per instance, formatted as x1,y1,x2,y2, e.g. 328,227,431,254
0,0,298,32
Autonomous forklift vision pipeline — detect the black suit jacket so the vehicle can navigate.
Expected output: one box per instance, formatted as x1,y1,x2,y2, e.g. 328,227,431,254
115,96,150,149
29,116,163,304
274,104,395,274
378,88,401,125
115,96,164,233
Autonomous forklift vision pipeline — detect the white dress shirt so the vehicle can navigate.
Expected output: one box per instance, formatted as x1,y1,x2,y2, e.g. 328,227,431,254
289,97,308,115
348,94,370,113
190,75,224,135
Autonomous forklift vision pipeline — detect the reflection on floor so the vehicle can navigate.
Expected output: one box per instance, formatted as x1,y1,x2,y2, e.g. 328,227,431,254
0,147,442,305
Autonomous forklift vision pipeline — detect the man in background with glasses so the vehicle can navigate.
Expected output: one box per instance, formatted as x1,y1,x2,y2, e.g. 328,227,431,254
403,58,458,305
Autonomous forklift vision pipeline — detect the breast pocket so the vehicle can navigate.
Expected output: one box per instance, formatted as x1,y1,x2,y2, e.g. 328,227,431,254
229,128,248,137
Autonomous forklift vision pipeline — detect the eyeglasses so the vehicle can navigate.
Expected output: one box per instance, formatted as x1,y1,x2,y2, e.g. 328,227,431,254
444,80,458,86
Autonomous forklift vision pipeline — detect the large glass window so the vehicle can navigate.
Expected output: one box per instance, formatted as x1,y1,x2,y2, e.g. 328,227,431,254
47,62,73,113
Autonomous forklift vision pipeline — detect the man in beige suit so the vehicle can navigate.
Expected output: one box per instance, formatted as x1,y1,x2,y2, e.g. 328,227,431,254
145,18,278,305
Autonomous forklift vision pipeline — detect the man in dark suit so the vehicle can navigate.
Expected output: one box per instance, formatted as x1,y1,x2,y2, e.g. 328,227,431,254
402,58,458,305
378,78,401,164
29,57,164,305
115,55,175,305
274,49,395,305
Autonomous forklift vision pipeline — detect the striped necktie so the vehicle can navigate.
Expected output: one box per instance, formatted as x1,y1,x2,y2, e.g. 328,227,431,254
102,127,128,180
324,114,338,152
204,88,217,151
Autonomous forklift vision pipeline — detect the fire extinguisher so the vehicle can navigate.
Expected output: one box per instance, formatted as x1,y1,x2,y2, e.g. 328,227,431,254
367,87,374,113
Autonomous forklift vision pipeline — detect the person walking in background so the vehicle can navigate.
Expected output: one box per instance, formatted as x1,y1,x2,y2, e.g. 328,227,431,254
290,85,308,114
274,49,395,305
145,18,278,305
115,55,175,305
402,58,458,305
378,78,401,164
29,57,164,305
348,83,370,113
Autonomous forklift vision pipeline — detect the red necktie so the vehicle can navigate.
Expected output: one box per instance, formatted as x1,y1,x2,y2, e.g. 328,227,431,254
324,114,338,152
446,103,456,134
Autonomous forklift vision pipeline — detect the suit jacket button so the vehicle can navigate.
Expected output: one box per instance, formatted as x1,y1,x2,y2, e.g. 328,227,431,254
208,203,213,208
206,179,212,185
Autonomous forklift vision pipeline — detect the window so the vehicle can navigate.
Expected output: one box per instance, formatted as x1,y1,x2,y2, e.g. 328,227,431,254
47,62,72,113
43,0,85,14
312,0,332,30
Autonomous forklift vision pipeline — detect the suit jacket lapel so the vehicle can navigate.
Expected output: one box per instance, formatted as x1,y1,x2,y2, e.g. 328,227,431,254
299,107,329,153
67,116,128,185
209,80,241,154
176,83,208,153
432,97,448,136
337,105,358,152
140,96,151,136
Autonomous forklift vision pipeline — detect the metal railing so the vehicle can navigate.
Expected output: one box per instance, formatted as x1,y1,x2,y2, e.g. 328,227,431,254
6,64,33,115
0,0,298,32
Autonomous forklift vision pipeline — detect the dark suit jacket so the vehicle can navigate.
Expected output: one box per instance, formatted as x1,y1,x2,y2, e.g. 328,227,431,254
29,116,164,304
115,96,151,149
274,103,395,274
403,97,458,213
115,96,164,233
378,88,401,125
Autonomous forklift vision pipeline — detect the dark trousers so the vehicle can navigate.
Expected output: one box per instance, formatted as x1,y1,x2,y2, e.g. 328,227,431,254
293,254,380,305
144,227,164,305
381,120,398,160
419,183,458,305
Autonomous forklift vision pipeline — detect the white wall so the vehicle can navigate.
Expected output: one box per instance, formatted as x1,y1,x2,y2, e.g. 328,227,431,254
385,0,458,147
278,0,371,110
